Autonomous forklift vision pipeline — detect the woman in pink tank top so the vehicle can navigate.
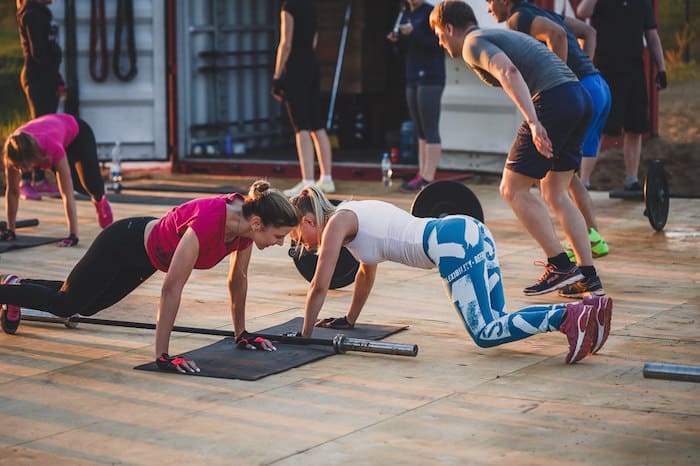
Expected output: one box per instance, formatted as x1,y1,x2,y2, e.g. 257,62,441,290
0,181,300,373
2,114,113,247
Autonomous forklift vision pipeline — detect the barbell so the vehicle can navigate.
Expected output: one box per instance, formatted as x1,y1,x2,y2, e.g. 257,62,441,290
290,180,485,289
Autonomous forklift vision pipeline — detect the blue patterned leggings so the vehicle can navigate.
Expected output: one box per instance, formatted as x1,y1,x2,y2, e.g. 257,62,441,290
424,216,567,348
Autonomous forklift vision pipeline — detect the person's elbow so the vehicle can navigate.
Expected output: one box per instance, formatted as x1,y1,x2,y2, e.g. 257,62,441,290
576,4,594,19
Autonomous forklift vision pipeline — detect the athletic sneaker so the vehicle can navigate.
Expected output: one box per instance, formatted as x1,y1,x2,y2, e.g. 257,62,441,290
560,302,596,364
19,182,42,201
400,175,429,193
565,227,610,261
94,195,114,228
557,274,605,299
0,274,22,335
624,181,643,192
523,262,583,296
32,179,61,198
583,295,613,354
283,181,308,197
315,179,336,194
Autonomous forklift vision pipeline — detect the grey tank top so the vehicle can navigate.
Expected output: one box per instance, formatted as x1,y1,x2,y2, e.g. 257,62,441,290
462,27,577,98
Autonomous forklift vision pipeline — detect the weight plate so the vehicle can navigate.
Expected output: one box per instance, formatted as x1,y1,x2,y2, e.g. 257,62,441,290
410,180,485,223
293,245,359,289
644,160,670,232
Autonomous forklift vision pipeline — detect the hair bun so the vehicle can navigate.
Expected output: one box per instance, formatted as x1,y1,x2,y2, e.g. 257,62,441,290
249,180,271,199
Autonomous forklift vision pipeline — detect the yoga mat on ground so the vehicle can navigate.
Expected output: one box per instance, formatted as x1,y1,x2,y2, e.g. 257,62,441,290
134,317,408,381
76,193,194,206
123,183,245,195
0,235,62,252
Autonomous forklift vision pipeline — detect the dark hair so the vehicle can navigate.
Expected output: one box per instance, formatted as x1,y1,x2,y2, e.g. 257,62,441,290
429,0,478,30
241,180,300,228
3,132,41,171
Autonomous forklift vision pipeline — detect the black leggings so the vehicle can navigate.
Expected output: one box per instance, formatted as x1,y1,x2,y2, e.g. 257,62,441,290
21,79,59,183
0,217,157,317
66,118,106,200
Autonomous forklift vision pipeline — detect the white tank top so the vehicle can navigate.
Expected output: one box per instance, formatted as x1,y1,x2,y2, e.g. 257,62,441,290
336,200,435,269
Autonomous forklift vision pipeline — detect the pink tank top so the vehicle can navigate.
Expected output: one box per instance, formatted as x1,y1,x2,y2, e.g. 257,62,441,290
15,114,79,169
146,193,253,272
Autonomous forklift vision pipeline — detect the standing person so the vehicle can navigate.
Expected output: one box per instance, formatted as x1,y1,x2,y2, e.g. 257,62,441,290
16,0,63,201
272,0,335,197
577,0,667,193
486,0,610,260
387,0,446,193
0,181,300,373
429,1,604,298
289,186,612,364
2,114,113,247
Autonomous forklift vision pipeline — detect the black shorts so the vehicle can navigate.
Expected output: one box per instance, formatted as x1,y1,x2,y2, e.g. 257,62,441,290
600,66,650,135
283,66,323,132
506,82,592,180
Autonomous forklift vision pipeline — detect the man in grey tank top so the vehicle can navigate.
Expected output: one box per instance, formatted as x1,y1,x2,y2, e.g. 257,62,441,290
429,1,605,299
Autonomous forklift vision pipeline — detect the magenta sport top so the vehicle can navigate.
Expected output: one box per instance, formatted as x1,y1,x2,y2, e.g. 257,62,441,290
146,193,254,272
14,114,79,170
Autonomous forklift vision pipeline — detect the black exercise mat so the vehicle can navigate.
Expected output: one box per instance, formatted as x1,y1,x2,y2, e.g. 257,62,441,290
0,235,61,252
76,193,194,206
134,317,408,381
123,183,245,195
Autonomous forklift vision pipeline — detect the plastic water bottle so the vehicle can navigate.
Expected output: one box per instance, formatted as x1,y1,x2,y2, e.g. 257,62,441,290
381,152,393,188
110,142,122,193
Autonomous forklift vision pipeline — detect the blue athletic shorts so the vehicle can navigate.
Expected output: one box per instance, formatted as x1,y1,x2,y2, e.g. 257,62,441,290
580,73,611,158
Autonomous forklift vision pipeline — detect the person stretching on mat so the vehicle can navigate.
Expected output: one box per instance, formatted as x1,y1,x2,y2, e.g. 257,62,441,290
2,113,113,247
0,180,300,374
289,185,612,364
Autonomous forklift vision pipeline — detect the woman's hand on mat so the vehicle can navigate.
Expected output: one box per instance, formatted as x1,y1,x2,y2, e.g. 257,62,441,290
235,331,277,351
156,353,200,374
315,316,355,329
57,234,79,247
0,229,16,241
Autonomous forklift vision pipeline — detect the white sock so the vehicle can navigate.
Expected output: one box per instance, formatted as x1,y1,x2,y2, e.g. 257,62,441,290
320,175,333,183
301,179,314,187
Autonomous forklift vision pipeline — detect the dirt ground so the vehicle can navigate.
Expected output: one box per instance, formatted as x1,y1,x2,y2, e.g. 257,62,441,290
591,79,700,196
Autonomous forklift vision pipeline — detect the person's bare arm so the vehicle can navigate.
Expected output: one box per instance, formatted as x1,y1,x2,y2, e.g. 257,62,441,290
344,262,377,325
273,11,294,80
529,16,568,62
576,0,599,19
486,52,553,158
4,164,21,233
563,15,596,59
54,157,79,238
645,28,666,73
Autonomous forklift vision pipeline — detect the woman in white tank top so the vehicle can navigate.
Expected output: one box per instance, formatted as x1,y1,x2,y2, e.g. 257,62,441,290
289,185,613,364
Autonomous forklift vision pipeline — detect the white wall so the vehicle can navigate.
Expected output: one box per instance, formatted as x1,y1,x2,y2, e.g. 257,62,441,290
52,0,167,161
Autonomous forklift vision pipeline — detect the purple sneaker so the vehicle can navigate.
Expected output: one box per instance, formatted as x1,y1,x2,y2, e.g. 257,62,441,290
94,195,114,228
583,295,613,354
0,274,22,334
400,175,429,193
559,302,596,364
19,183,42,201
32,179,61,198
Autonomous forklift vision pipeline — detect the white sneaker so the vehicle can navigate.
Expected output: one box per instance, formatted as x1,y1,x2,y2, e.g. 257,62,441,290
283,181,308,197
315,179,336,194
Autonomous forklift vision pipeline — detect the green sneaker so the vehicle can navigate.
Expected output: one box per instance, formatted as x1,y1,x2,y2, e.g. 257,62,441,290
564,228,609,261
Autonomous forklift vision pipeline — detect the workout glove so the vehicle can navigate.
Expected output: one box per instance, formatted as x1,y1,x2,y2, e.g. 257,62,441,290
235,331,273,350
0,229,16,241
58,234,79,247
156,353,199,373
315,316,354,329
656,71,667,90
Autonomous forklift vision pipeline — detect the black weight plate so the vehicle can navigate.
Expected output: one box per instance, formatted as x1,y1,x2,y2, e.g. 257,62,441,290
293,245,359,289
644,159,670,231
410,180,485,223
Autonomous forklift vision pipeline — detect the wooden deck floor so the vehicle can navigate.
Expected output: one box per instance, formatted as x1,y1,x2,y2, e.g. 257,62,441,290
1,175,698,465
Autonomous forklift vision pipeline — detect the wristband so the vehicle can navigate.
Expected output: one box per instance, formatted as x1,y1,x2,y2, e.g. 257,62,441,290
0,229,16,241
58,234,79,247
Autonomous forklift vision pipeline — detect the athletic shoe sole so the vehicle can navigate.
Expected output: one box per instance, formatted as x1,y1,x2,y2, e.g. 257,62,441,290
585,296,613,354
523,272,584,296
558,285,606,299
563,304,596,364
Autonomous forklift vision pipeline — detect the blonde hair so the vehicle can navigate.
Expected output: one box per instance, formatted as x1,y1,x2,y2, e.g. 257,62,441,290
241,180,300,228
289,184,337,243
3,132,41,171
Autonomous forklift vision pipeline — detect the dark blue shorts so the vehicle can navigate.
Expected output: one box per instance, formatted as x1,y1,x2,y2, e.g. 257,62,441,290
506,81,593,180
